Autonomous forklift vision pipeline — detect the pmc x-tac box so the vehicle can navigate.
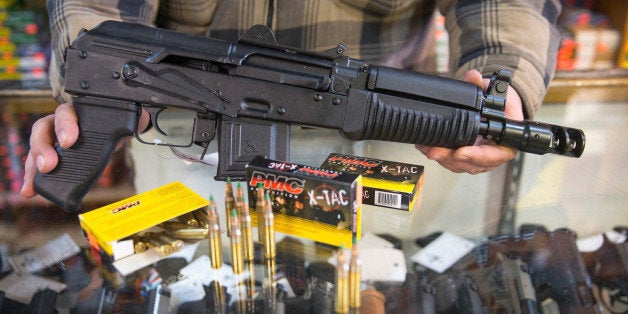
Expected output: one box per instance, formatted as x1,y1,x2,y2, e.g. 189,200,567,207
320,153,424,211
246,156,362,248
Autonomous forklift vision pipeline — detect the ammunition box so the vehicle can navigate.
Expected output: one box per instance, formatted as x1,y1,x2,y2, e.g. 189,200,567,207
78,181,209,276
246,156,362,248
320,153,424,211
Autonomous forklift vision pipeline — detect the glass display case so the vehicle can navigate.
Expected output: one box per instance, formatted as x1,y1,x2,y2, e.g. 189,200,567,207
0,0,627,312
1,71,626,313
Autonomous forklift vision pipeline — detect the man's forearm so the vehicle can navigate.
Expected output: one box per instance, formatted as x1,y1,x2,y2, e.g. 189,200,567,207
439,0,562,118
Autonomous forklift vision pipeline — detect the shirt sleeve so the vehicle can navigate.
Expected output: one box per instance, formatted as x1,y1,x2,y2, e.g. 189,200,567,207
437,0,562,118
47,0,159,103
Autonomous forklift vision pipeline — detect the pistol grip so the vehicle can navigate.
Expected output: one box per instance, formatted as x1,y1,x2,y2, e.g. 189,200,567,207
34,97,139,212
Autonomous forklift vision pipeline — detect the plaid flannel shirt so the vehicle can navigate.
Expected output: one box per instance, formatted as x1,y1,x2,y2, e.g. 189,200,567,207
47,0,562,118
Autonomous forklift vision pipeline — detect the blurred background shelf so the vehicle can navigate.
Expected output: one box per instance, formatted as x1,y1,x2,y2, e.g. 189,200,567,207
545,68,628,103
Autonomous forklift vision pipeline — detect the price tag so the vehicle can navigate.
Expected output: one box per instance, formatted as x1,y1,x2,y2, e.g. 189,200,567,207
410,232,475,273
0,272,66,304
605,230,626,243
358,232,395,249
9,233,80,273
576,234,604,252
179,255,215,286
168,276,206,311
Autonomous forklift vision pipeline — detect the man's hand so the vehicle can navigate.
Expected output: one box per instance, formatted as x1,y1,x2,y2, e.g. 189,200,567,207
21,103,79,198
21,103,149,198
415,69,524,174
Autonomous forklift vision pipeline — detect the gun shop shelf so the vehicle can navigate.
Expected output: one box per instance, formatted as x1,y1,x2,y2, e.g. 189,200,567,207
545,68,628,103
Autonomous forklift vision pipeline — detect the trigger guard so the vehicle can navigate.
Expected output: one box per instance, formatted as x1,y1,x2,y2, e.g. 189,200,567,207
145,107,168,136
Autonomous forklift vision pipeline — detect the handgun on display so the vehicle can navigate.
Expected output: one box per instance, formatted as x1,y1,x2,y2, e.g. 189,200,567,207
34,21,586,211
487,227,599,314
579,228,628,312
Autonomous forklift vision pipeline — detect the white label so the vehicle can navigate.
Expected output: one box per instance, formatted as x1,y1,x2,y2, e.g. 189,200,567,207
358,232,395,249
0,272,66,304
168,276,206,311
179,255,215,286
577,234,604,252
112,239,135,261
113,242,199,276
9,233,81,273
605,230,626,244
374,191,402,209
411,232,475,273
330,247,407,283
577,230,626,253
361,247,407,282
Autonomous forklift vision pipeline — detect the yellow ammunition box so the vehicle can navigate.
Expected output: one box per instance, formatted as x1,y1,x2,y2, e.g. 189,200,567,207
79,181,208,263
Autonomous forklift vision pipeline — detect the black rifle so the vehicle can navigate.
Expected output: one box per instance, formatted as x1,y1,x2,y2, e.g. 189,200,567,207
34,21,586,211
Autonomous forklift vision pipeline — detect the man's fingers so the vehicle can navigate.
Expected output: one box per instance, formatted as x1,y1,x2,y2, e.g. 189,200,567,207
436,159,497,175
453,145,517,168
420,146,454,161
21,153,37,197
463,69,486,88
54,102,79,148
21,103,79,198
28,114,59,173
138,108,150,133
413,69,523,175
22,113,62,198
415,143,516,174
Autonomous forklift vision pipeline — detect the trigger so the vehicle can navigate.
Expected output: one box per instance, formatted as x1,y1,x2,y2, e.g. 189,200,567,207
145,107,168,136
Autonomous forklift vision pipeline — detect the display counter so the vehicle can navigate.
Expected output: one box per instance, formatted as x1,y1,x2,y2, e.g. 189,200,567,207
0,72,626,313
